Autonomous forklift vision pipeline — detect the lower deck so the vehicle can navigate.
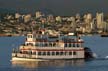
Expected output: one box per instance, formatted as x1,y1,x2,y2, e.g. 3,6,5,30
12,49,85,60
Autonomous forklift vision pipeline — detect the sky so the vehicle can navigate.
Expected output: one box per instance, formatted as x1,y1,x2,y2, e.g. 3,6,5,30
0,0,108,16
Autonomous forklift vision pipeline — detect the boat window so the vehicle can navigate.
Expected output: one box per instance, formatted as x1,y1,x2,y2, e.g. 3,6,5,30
13,49,17,53
69,43,71,47
60,52,64,55
77,43,79,47
78,44,80,47
28,35,32,38
65,43,67,47
56,52,59,55
23,51,28,54
52,52,55,55
47,52,50,55
28,50,32,54
69,52,72,55
20,51,22,54
38,52,41,55
41,43,45,47
73,43,75,47
71,44,73,47
35,43,39,46
49,43,52,47
28,43,33,46
53,43,56,47
81,43,83,47
42,52,46,55
73,51,76,55
45,43,48,47
33,52,36,55
65,52,69,55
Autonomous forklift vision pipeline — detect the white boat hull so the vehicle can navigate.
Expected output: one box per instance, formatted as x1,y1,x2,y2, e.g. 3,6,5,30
11,57,48,61
11,56,85,62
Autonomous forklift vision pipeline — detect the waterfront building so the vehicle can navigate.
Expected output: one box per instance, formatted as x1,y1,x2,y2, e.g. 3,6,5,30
96,12,104,30
15,13,21,19
24,14,31,23
47,14,55,23
55,16,62,22
35,11,43,19
83,13,93,33
75,13,81,23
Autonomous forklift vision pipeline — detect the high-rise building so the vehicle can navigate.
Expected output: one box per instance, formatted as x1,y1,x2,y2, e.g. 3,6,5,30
83,13,93,33
56,16,62,22
76,13,80,19
35,11,42,18
15,13,21,19
47,14,55,23
75,13,81,22
91,18,97,31
96,12,104,29
24,14,31,23
84,13,92,24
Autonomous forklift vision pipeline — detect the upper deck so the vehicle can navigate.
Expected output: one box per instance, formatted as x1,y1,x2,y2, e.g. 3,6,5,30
19,33,84,50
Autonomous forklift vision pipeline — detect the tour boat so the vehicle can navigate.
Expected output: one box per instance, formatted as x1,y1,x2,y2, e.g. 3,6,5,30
11,32,93,61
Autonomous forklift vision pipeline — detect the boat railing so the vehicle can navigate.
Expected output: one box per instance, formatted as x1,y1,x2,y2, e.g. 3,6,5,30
12,53,36,59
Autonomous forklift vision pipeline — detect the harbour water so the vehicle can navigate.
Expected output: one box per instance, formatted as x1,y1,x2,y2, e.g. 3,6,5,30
0,35,108,71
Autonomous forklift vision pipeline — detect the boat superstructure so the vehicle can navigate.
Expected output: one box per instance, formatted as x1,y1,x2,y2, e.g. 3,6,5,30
12,32,92,61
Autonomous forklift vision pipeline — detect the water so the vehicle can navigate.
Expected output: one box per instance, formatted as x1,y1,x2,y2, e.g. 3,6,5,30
0,35,108,71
